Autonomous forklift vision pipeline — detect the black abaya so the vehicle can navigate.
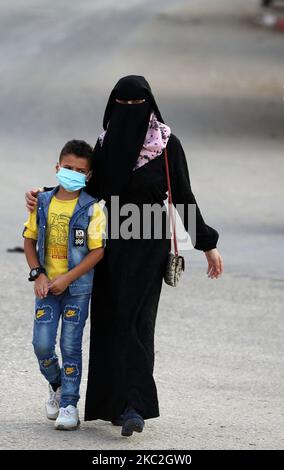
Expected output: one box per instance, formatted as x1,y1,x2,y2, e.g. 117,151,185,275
84,134,218,421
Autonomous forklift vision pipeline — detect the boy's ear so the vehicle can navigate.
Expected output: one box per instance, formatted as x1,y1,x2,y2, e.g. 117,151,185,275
56,162,60,173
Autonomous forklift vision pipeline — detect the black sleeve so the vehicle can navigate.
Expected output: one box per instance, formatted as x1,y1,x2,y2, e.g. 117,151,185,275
167,134,219,251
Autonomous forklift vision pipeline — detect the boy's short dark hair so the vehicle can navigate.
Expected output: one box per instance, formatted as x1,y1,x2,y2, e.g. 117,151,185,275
59,140,93,164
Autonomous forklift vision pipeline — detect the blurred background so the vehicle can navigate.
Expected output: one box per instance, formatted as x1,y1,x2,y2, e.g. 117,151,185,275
0,0,283,450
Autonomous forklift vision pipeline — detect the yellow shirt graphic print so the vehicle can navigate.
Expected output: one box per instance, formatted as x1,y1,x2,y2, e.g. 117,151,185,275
48,212,70,258
44,197,78,280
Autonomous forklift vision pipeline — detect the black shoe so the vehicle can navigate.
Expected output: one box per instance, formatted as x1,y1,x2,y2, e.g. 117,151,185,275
111,414,124,426
121,408,145,437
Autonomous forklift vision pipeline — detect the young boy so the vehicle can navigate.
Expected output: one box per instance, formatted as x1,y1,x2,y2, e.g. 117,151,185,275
23,139,106,431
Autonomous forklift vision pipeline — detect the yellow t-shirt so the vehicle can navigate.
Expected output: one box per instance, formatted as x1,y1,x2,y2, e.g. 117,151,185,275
23,195,106,280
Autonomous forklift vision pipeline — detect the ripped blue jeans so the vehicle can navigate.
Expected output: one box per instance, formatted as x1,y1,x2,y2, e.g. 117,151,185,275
32,289,90,408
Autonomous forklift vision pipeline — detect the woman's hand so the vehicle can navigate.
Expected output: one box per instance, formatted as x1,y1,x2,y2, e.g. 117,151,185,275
49,274,70,295
34,274,50,299
25,188,43,213
204,248,224,279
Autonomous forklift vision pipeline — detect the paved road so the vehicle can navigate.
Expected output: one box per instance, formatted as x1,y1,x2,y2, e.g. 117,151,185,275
0,0,283,450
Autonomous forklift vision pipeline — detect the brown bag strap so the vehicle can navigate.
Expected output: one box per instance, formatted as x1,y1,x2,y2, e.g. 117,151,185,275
164,148,178,256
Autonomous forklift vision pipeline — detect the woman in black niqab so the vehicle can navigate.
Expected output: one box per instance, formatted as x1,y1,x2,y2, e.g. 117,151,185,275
89,75,164,201
85,75,223,436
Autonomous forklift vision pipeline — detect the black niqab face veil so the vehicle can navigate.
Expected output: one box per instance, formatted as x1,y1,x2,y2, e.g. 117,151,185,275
92,75,165,200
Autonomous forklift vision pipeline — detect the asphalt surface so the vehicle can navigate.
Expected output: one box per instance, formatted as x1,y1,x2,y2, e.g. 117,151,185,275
0,0,283,450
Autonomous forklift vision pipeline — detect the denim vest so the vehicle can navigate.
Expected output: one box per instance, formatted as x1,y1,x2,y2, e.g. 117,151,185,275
37,187,99,296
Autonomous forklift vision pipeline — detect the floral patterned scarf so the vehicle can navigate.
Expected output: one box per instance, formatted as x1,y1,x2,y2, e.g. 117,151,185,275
99,112,171,171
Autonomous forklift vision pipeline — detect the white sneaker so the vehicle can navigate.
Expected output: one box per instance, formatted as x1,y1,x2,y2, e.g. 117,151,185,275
45,384,61,420
55,405,80,431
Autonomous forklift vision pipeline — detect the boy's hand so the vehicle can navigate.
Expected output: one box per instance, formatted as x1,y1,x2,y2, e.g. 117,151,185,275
25,188,43,213
34,274,50,299
49,274,70,296
204,248,224,279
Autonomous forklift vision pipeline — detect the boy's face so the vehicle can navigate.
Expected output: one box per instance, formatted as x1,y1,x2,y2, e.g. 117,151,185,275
56,153,92,180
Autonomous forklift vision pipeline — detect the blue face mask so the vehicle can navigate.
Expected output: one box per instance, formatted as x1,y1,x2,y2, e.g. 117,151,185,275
56,167,87,192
